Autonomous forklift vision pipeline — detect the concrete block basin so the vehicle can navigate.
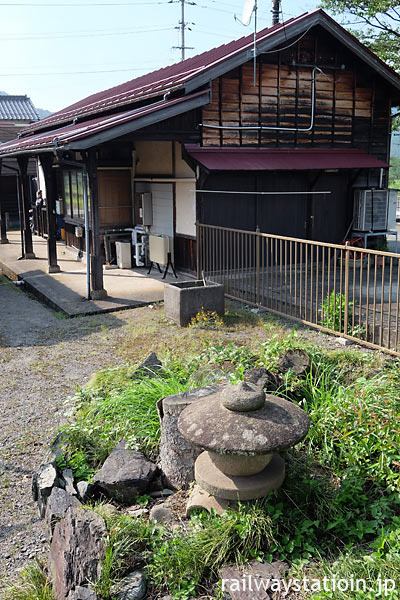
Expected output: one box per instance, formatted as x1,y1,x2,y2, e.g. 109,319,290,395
164,280,224,326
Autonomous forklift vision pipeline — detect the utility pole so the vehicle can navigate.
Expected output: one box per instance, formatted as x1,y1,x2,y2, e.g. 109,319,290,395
272,0,280,25
173,0,194,60
180,0,185,61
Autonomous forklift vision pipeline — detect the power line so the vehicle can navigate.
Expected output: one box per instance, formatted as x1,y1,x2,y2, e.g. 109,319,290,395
0,26,176,41
0,66,159,76
0,1,177,4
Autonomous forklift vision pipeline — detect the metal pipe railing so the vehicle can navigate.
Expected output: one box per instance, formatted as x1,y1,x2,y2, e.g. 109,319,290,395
197,222,400,356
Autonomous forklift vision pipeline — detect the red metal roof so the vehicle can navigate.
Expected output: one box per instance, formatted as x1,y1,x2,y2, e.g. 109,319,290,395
0,92,207,155
184,146,389,170
18,11,314,136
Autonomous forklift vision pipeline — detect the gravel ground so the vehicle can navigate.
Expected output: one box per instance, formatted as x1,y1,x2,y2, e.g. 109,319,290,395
0,277,131,589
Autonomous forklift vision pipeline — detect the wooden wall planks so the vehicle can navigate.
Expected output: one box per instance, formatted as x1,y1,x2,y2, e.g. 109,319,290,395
201,31,391,159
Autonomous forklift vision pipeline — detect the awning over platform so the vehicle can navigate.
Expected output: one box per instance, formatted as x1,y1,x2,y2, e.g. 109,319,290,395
184,146,389,171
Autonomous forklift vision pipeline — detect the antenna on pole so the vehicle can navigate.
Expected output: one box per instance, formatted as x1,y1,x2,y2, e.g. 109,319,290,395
234,0,257,86
173,0,194,60
272,0,280,25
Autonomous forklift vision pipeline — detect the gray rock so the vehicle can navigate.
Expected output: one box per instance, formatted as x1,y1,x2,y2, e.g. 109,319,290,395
77,481,94,503
158,385,222,489
61,469,77,496
337,337,355,346
49,506,106,600
149,504,174,524
32,463,59,518
276,349,311,376
67,586,98,600
243,368,282,392
93,442,157,505
220,561,288,600
110,571,146,600
45,487,81,536
131,352,162,379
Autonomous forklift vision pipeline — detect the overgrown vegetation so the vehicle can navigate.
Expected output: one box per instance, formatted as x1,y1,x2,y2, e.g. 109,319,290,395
28,307,400,599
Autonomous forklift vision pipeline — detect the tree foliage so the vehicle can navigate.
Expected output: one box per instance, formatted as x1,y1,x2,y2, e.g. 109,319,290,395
320,1,400,129
320,1,400,71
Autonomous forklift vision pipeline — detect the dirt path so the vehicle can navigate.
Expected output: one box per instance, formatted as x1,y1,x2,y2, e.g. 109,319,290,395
0,276,131,588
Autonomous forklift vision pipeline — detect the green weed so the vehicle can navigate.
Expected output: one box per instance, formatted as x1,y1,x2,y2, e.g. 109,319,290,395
3,560,54,600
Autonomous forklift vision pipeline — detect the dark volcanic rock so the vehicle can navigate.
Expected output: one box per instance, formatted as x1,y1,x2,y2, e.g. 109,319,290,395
45,487,81,537
243,367,282,392
67,587,98,600
276,349,311,376
49,507,106,600
131,352,162,379
93,442,157,504
110,571,146,600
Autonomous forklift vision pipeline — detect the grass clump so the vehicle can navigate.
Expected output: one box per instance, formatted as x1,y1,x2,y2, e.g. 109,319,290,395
3,561,54,600
59,363,203,474
95,503,274,599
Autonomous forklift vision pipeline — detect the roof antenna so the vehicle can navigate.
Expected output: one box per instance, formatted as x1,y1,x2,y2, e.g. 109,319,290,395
234,0,257,87
272,0,280,25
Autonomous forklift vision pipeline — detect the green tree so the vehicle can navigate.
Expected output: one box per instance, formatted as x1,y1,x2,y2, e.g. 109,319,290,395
320,1,400,127
320,1,400,69
389,155,400,187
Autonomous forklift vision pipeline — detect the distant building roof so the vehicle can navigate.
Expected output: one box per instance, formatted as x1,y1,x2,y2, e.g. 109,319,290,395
0,95,39,122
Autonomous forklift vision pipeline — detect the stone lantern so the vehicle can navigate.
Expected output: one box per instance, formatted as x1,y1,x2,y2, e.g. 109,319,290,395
178,381,310,513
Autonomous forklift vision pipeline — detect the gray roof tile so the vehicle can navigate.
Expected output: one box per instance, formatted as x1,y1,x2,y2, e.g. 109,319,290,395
0,95,39,122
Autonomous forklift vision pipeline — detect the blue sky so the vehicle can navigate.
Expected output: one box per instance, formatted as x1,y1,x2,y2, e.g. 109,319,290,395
0,0,319,113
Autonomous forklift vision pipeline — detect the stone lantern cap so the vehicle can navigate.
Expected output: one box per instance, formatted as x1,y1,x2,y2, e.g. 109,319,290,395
178,381,310,455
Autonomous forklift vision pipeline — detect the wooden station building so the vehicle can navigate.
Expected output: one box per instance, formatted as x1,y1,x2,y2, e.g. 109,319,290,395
0,9,399,297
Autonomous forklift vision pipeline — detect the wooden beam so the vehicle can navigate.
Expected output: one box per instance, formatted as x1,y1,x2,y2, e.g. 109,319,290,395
17,155,35,258
86,149,107,298
40,154,60,273
0,159,9,244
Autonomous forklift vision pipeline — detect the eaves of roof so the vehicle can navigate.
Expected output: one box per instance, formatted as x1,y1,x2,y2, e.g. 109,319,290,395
0,90,210,156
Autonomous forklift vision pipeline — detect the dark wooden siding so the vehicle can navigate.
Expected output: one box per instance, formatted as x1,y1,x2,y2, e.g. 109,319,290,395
199,170,353,244
174,234,196,272
201,27,391,162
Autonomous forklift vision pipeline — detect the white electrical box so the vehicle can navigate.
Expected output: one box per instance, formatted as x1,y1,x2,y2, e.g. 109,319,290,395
75,226,83,238
115,241,132,269
149,234,174,266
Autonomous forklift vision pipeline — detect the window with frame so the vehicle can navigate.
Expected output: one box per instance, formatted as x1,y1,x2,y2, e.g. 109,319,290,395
63,170,88,220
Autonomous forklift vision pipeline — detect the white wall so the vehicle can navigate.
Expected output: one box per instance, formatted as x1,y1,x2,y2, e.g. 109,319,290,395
175,181,196,237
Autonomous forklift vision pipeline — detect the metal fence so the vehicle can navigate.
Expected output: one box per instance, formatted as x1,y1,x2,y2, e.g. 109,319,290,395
197,222,400,356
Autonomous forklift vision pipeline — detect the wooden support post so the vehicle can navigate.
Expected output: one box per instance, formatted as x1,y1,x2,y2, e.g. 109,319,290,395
87,149,107,299
0,159,9,244
40,154,60,273
17,155,35,259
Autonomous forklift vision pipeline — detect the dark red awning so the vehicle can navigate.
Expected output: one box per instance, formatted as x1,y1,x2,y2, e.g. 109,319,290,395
184,146,388,171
